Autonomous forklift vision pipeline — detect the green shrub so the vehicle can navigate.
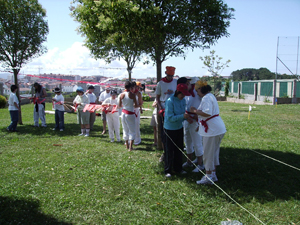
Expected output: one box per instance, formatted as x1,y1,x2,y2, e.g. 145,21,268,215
142,93,151,101
0,95,7,108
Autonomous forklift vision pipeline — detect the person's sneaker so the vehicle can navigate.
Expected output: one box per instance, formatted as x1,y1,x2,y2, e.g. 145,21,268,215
52,128,57,131
165,173,172,178
110,139,114,143
78,133,85,136
180,170,187,175
6,127,10,132
182,161,193,168
41,125,47,128
192,158,198,164
117,139,121,142
196,175,214,185
60,129,64,131
84,134,89,137
159,153,164,163
192,164,205,173
211,172,218,182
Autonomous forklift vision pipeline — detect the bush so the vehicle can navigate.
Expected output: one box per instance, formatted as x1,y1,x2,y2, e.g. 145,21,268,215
142,93,151,101
0,95,7,108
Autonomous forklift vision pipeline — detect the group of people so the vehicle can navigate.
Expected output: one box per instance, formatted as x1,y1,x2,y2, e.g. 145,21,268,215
7,70,226,185
155,66,226,185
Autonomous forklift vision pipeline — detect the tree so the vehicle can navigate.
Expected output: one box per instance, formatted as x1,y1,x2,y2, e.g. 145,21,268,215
71,0,146,81
0,0,48,124
200,50,230,93
71,0,234,82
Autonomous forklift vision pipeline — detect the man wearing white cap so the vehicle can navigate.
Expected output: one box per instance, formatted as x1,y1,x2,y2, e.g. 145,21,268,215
99,86,111,134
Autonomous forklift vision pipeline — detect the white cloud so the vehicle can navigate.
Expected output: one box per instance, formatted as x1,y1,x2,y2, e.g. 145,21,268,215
23,42,157,78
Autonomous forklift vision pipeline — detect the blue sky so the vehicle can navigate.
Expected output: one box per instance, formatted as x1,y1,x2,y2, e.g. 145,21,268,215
2,0,300,79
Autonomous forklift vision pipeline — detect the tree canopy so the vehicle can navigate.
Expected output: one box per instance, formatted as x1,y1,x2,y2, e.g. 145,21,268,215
230,68,298,81
0,0,49,123
71,0,234,81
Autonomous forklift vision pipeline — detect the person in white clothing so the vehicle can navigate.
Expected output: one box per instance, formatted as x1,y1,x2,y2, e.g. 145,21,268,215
99,86,111,134
86,85,97,130
52,87,65,131
7,85,20,132
133,81,143,145
33,82,47,127
181,77,204,173
190,81,226,185
119,81,138,151
102,90,120,142
73,86,90,136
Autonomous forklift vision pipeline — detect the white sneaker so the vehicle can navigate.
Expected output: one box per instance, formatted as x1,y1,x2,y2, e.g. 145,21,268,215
196,175,214,185
110,139,114,142
60,129,64,131
192,158,198,164
84,134,89,137
211,172,218,182
192,164,205,173
78,133,85,136
165,173,172,178
182,161,193,168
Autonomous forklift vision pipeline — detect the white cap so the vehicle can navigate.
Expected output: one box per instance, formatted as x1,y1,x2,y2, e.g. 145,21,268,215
190,77,200,84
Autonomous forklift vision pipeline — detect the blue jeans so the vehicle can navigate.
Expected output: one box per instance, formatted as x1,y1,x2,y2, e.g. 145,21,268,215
8,110,19,131
55,110,64,130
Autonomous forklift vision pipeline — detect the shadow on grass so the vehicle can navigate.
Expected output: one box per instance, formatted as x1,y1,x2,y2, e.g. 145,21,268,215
180,147,300,204
0,196,72,225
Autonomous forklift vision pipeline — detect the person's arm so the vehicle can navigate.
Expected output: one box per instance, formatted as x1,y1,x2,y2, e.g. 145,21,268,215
190,106,211,117
102,98,111,106
14,102,20,110
164,100,185,123
41,88,47,98
137,92,143,113
118,93,124,108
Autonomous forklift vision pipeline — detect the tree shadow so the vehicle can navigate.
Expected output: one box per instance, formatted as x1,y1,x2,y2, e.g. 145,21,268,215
0,196,72,225
181,147,300,204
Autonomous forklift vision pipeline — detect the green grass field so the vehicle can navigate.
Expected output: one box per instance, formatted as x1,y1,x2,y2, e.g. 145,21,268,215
0,101,300,224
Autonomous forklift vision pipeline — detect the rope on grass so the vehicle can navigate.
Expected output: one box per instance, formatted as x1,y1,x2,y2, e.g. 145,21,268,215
163,129,266,225
247,149,300,172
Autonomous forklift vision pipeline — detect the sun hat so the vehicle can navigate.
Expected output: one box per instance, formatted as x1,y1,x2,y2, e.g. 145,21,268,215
165,66,176,76
76,86,84,92
195,80,208,90
136,82,142,87
105,85,111,90
176,83,191,96
111,90,118,96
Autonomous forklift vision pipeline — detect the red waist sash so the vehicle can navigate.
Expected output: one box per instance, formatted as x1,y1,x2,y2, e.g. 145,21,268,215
122,109,137,117
200,114,219,133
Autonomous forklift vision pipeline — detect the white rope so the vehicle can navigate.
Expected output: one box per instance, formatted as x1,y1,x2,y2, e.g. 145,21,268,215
247,149,300,172
163,129,266,225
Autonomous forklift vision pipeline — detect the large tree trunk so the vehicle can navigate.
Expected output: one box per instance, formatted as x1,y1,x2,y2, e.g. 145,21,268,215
156,59,163,150
13,69,23,125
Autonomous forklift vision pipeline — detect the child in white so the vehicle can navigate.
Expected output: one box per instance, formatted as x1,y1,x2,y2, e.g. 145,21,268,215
102,90,120,142
52,87,65,131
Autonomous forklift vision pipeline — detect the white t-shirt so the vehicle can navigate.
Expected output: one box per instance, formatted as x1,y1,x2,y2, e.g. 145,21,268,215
103,97,119,114
53,94,65,111
86,92,97,103
99,91,111,103
185,89,202,112
155,78,177,109
197,93,226,137
8,93,19,111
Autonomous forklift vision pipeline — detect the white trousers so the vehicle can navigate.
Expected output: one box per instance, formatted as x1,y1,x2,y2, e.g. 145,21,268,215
134,108,141,144
202,133,225,171
107,112,120,141
34,104,46,127
121,113,136,141
183,120,203,156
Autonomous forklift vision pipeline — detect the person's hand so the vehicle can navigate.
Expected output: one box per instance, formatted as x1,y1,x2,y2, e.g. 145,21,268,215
190,106,197,113
183,113,190,119
195,126,199,132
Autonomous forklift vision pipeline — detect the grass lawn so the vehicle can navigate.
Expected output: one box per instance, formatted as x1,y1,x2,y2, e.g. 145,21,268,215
0,101,300,224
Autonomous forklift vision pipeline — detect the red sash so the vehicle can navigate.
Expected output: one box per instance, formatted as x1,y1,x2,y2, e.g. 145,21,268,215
200,114,219,133
122,109,137,117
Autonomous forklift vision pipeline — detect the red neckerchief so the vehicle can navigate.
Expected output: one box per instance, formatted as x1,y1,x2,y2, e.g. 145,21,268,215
189,84,195,97
161,77,173,83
